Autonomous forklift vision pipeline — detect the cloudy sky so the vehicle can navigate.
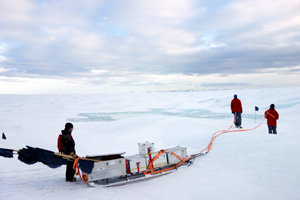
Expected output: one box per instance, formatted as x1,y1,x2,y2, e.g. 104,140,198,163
0,0,300,94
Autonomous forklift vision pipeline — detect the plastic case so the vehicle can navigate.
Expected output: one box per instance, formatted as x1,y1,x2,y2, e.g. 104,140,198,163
125,155,147,173
87,158,126,181
165,146,188,165
138,142,155,157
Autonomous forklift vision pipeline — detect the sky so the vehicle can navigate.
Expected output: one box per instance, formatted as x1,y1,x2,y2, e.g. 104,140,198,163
0,0,300,94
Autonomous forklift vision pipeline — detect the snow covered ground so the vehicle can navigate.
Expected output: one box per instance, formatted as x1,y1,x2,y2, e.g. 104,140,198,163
1,87,300,200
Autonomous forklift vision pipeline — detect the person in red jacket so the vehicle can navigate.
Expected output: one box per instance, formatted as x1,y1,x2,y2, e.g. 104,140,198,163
231,94,243,128
61,122,77,182
265,104,279,134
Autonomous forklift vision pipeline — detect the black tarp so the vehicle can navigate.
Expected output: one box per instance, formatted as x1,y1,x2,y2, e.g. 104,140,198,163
78,159,94,174
0,148,13,158
18,146,38,164
4,145,94,173
18,146,67,168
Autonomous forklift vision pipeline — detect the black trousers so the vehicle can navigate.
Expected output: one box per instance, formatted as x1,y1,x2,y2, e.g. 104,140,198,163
66,161,75,181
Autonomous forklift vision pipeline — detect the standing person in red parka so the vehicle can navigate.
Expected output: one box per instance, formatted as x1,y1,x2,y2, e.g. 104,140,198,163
231,94,243,128
265,104,279,134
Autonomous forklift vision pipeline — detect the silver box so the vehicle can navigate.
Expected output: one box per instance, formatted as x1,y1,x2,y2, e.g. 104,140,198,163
165,146,188,165
138,142,155,158
145,152,168,168
87,158,126,181
125,155,147,173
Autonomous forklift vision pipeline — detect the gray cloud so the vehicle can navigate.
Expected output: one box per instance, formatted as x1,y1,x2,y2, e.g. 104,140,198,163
0,0,300,88
200,82,253,88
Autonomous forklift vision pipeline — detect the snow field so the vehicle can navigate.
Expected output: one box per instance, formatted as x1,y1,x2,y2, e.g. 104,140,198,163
1,87,300,200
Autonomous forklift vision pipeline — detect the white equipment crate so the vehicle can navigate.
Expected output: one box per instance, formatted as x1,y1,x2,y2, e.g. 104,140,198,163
87,158,126,181
138,142,155,157
125,155,147,173
165,146,188,165
145,152,168,168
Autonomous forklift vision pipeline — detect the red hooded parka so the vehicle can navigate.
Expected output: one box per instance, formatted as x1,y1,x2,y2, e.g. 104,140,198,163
265,109,279,126
231,98,243,113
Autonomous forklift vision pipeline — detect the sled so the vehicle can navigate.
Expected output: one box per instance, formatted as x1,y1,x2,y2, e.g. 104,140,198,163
78,144,199,187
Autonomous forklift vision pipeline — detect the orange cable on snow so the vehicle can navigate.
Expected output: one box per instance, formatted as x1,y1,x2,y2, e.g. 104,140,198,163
144,113,267,175
204,115,267,153
187,113,267,160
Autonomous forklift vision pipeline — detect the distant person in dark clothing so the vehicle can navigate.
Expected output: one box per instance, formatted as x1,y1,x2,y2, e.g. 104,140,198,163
231,94,243,128
61,122,77,182
265,104,279,134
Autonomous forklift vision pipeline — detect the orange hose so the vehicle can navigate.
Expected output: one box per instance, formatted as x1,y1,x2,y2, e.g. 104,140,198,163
73,157,88,183
205,115,266,153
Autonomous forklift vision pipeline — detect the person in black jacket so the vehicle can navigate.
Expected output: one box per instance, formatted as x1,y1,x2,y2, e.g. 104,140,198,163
61,122,77,182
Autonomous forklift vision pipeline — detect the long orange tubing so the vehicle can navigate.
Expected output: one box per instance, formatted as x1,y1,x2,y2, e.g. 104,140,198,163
205,115,267,153
144,114,267,175
186,113,267,160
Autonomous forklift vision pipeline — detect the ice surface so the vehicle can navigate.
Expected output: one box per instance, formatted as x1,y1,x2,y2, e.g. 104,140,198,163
67,108,264,122
0,87,300,200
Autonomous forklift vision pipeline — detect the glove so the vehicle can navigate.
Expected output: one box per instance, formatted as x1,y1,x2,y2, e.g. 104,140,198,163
70,151,78,158
73,154,78,158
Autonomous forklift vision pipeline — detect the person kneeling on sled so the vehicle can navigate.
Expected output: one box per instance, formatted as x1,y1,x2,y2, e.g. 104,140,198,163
231,94,243,128
62,122,78,182
265,104,279,134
